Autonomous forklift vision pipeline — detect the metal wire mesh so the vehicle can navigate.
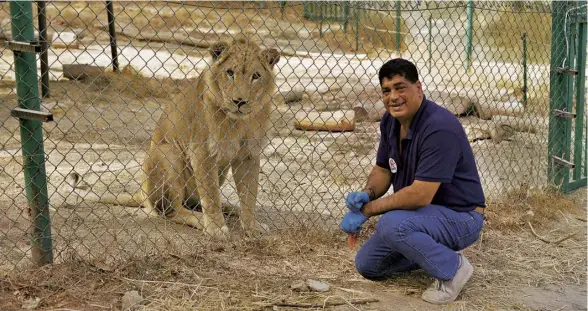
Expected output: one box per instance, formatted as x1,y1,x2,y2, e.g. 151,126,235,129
0,1,585,272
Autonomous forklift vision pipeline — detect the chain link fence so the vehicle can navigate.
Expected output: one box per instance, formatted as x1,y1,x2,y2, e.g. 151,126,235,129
0,1,585,272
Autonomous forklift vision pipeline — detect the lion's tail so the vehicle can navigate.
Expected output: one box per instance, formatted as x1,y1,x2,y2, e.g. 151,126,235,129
63,172,143,207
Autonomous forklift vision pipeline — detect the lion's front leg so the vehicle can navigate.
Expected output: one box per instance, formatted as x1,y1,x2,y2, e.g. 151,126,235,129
190,147,229,239
232,154,269,237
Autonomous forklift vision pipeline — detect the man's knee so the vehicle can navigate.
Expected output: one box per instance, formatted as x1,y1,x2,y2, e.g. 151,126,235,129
354,252,383,280
377,210,415,242
354,245,386,281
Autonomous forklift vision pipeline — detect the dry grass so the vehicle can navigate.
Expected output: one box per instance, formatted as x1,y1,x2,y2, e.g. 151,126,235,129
484,185,585,231
0,188,585,311
357,9,408,53
88,64,180,99
319,9,409,55
482,10,552,64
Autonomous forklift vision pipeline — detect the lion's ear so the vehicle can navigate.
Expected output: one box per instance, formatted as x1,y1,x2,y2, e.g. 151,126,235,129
261,48,280,69
210,41,229,61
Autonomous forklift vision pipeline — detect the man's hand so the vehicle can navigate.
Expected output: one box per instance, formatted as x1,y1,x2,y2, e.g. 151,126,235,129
345,191,370,213
340,210,369,233
360,180,442,217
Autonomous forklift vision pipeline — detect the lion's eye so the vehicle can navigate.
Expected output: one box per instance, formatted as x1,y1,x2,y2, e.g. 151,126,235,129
252,72,261,80
226,69,234,78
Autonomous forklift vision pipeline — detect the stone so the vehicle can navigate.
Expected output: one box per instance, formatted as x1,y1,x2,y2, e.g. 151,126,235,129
306,279,330,292
51,31,79,49
122,290,145,311
290,280,308,292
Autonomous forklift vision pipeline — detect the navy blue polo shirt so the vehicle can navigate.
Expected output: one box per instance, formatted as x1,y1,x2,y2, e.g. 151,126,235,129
375,96,486,212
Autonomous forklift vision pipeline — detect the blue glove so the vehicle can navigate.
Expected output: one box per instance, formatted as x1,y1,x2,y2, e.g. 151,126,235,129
345,191,370,213
340,210,369,234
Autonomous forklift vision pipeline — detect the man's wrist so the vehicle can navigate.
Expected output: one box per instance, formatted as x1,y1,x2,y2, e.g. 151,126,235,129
363,187,376,201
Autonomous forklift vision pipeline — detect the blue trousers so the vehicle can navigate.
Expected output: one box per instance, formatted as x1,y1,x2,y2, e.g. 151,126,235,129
355,204,484,281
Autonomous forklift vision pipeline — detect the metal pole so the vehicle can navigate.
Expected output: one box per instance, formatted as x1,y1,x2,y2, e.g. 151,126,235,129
37,1,49,98
547,0,573,191
395,0,401,51
573,21,586,181
9,0,53,266
465,0,473,71
428,11,432,72
522,32,527,107
355,6,359,53
280,1,286,20
106,0,119,72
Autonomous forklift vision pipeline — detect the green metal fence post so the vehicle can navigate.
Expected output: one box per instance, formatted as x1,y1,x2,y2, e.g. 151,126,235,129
465,0,473,71
573,20,586,182
280,1,286,20
548,0,574,191
522,32,528,107
36,0,50,98
9,0,53,266
354,5,359,53
395,0,401,51
343,1,349,33
428,10,432,72
106,0,119,72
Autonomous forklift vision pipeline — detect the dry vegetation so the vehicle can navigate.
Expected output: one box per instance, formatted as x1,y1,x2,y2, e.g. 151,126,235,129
0,2,586,311
482,9,552,65
0,187,585,311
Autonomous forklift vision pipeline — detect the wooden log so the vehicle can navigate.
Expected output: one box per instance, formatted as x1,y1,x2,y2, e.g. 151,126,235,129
464,122,514,143
62,64,106,81
474,98,525,120
294,110,355,132
426,90,473,116
96,23,213,49
353,100,386,122
492,115,546,134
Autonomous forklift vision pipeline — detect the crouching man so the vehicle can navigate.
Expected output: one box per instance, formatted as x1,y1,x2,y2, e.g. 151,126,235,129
341,58,486,304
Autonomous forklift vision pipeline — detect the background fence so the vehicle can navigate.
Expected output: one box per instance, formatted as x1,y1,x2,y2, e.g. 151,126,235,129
0,1,586,272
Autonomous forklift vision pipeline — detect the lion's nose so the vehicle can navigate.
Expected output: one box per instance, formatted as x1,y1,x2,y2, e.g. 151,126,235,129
233,98,248,108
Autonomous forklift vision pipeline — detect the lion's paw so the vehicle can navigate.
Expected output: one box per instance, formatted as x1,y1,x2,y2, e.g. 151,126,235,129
204,224,230,239
241,219,269,238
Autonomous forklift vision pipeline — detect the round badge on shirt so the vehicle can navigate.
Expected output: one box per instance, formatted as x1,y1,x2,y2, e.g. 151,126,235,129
389,158,398,173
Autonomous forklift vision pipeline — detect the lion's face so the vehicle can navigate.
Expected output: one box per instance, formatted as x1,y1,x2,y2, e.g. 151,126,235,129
209,39,280,119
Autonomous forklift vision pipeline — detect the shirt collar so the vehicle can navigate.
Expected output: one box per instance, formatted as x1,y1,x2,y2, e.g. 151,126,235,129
391,95,429,140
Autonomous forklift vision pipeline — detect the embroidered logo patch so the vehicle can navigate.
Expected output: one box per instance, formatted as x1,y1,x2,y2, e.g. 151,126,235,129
389,158,398,173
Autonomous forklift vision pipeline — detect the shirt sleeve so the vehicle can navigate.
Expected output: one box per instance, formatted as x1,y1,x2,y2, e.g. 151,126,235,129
414,130,462,183
375,116,390,169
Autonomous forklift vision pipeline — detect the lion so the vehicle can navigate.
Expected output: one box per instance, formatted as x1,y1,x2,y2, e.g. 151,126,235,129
64,36,281,239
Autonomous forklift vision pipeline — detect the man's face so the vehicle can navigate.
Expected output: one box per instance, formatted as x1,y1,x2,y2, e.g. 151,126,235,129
381,74,423,123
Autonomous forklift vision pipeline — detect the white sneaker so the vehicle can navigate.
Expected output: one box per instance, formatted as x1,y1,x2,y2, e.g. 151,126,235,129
421,253,474,304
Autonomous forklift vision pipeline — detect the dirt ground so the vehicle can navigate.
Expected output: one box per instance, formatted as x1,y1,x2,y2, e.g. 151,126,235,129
0,188,586,311
0,2,586,311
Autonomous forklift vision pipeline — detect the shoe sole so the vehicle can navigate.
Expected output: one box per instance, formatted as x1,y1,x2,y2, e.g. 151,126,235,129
421,259,474,304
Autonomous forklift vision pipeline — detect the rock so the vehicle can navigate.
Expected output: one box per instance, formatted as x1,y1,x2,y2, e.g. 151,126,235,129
122,290,145,311
51,31,79,49
62,64,106,81
290,280,308,292
353,100,387,122
306,279,330,292
425,90,473,116
474,98,525,120
281,87,305,104
22,297,41,310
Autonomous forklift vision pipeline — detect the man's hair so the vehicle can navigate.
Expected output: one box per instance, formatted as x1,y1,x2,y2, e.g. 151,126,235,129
378,58,419,85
